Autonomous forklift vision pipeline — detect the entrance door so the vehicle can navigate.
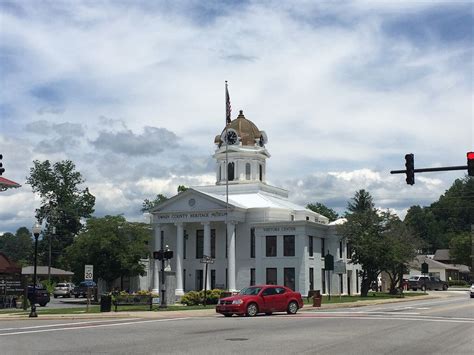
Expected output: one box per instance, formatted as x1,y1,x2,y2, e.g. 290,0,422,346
195,270,203,290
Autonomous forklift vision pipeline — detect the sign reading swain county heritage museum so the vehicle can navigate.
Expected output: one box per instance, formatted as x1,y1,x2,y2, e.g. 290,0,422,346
156,211,227,220
262,226,296,232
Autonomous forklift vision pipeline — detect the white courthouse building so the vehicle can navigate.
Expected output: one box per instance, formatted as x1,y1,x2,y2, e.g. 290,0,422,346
147,110,360,297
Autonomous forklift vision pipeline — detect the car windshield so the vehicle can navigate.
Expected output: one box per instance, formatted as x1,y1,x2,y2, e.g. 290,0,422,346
408,276,420,281
239,287,262,295
56,283,67,287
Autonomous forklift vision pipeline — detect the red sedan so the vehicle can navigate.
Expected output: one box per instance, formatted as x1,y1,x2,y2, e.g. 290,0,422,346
216,285,304,317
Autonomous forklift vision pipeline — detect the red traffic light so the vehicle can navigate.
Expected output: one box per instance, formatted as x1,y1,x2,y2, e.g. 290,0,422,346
468,152,474,176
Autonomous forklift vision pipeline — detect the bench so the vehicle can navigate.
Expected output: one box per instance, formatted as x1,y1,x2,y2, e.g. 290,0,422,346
113,294,153,312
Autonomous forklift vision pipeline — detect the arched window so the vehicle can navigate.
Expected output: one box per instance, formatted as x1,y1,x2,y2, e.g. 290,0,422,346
228,162,235,181
218,164,221,181
259,164,263,181
245,163,251,180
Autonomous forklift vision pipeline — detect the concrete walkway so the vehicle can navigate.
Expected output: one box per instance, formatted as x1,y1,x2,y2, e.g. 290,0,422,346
0,292,455,321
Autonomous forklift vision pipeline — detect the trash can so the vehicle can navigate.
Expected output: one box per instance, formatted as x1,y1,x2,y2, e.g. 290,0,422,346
100,295,112,312
312,290,322,307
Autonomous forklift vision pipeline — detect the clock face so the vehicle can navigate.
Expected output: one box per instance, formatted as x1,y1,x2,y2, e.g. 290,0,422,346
226,130,238,145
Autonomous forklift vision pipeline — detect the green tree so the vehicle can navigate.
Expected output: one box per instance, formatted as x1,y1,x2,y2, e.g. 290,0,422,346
306,202,339,222
177,185,188,193
26,160,95,267
379,214,420,294
141,194,168,212
62,215,150,289
404,206,443,253
404,177,474,253
0,227,33,266
338,190,383,296
449,232,471,266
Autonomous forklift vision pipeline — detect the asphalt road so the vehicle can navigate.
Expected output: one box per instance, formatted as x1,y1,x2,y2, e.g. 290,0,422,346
1,291,472,354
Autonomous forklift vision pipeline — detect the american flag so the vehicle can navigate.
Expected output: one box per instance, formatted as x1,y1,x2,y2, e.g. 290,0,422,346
226,82,231,124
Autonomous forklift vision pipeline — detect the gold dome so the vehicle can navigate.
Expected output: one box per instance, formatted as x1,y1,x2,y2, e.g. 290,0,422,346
215,110,265,146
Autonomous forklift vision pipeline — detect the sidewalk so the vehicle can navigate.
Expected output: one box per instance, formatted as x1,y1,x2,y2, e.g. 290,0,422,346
0,292,454,321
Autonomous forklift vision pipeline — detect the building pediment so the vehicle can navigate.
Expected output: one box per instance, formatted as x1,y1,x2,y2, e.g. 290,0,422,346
151,189,245,224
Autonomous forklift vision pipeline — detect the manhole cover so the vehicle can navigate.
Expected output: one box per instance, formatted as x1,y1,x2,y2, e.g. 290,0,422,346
225,338,248,342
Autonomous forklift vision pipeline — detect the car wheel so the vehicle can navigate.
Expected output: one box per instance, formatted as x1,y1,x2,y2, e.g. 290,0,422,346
287,301,299,315
39,303,47,307
74,294,79,298
421,285,426,292
224,314,233,317
246,303,258,317
53,294,58,298
442,285,448,291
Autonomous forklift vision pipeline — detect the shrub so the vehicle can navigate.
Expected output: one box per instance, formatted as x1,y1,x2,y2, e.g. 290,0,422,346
448,280,468,287
180,291,202,306
180,289,225,306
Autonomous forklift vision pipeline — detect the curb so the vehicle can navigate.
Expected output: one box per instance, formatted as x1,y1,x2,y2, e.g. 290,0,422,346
0,292,455,321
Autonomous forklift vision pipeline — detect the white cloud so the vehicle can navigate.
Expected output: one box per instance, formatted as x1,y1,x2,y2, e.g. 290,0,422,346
0,1,471,232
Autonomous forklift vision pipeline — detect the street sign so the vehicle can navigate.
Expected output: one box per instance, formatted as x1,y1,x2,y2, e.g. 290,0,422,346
84,265,93,280
200,256,214,264
334,260,346,274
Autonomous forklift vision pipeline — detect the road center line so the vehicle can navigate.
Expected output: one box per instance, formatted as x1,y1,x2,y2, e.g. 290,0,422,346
0,317,190,337
0,318,141,332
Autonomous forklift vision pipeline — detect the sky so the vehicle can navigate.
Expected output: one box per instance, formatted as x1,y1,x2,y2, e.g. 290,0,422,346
0,0,472,233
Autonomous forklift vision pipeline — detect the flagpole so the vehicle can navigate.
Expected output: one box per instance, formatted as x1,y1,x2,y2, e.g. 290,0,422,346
225,81,229,291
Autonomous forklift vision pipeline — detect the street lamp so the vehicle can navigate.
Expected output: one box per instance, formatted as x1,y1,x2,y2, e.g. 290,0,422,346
29,223,41,318
153,244,173,309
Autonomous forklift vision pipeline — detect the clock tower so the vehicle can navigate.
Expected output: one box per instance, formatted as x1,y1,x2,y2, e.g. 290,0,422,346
213,110,270,185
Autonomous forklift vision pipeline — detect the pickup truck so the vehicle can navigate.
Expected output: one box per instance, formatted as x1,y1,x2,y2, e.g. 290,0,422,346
72,281,97,298
408,275,448,291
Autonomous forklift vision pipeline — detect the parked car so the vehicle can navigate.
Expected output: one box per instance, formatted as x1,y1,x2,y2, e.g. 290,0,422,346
53,282,75,298
216,285,304,317
27,285,50,307
72,281,97,298
408,275,448,291
470,284,474,298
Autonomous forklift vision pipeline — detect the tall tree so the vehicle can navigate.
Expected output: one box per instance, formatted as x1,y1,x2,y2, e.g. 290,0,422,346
306,202,339,222
63,215,150,289
0,227,33,266
141,194,169,212
449,232,471,266
26,160,95,266
379,214,421,294
338,190,382,296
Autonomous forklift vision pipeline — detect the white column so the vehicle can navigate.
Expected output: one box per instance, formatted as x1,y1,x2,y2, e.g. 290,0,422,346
175,222,185,296
152,224,161,293
227,222,236,291
203,222,211,289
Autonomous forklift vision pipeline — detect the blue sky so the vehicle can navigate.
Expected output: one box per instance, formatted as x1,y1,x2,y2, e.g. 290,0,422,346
0,0,472,233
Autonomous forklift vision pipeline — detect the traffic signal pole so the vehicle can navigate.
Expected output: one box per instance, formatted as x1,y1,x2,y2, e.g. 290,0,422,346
391,152,473,185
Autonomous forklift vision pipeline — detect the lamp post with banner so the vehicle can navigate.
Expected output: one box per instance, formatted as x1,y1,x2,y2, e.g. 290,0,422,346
200,255,215,306
29,223,42,318
153,245,173,308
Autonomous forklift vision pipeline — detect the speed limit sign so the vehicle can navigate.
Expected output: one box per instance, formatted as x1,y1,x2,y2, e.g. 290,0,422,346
84,265,93,280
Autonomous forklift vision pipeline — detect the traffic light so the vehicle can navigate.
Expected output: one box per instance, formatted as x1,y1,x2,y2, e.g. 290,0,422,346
405,153,415,185
468,152,474,177
0,154,4,176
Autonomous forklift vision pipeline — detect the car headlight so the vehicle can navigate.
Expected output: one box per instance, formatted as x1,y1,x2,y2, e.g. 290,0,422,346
232,299,243,305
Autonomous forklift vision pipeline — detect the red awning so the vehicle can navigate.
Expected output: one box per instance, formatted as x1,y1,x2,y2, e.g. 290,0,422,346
0,176,21,191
